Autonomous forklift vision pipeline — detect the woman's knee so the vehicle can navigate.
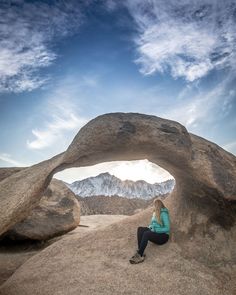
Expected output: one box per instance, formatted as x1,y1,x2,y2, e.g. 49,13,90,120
142,231,152,239
137,226,146,232
137,227,149,237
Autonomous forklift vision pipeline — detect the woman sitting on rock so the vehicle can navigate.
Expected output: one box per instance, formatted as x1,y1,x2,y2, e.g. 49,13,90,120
129,198,170,264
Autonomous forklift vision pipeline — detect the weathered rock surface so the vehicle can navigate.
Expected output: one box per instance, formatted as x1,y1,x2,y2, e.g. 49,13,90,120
0,167,25,182
0,179,80,241
0,214,127,287
0,112,235,286
0,152,65,236
0,207,235,295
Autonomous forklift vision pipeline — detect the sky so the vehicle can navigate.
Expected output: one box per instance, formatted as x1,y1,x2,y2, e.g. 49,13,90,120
0,0,235,183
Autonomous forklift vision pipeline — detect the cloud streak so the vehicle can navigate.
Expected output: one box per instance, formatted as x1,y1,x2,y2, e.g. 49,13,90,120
122,0,236,81
26,113,87,150
26,75,90,150
162,75,235,131
26,95,89,149
0,153,27,167
0,1,84,92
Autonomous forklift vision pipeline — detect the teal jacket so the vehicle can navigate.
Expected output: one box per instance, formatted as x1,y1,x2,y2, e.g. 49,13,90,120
148,208,170,235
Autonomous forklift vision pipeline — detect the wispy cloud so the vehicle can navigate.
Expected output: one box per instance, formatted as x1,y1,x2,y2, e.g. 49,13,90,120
0,153,27,167
162,75,235,130
26,75,90,150
26,113,87,150
122,0,236,81
0,1,85,93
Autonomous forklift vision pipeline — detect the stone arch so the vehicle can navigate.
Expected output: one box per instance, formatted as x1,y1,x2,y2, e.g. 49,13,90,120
0,113,235,263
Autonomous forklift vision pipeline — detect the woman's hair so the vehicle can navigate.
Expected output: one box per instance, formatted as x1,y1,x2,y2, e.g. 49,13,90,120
152,198,166,225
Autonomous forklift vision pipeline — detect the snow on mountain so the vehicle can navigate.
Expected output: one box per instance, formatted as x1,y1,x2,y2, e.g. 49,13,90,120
65,172,175,200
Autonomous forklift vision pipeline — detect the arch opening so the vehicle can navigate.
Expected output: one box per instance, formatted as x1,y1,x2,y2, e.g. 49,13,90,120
53,159,175,216
54,159,175,186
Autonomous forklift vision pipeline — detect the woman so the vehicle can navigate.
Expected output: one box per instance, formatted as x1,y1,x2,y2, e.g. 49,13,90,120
129,198,170,264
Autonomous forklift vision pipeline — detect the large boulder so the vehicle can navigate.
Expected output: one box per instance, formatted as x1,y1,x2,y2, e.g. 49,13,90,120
0,113,235,266
0,168,25,182
0,179,80,241
0,215,127,287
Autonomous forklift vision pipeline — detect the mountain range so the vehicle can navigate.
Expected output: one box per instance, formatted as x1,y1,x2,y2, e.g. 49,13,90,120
65,172,175,200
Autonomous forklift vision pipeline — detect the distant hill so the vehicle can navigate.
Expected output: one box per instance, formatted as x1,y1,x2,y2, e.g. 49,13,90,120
65,172,175,200
77,194,169,216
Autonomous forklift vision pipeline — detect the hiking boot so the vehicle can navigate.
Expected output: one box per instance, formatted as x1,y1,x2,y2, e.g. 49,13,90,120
129,252,145,264
131,250,146,258
131,250,139,258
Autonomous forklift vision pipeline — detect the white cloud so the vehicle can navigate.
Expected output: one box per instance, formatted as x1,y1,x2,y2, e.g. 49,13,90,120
159,74,235,133
26,107,88,150
27,113,87,150
109,160,173,183
54,159,174,184
0,1,84,92
123,0,236,81
26,75,90,150
0,153,27,167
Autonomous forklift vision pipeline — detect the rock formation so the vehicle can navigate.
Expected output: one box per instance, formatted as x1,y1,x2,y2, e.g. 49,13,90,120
0,167,25,182
0,214,127,287
0,112,235,268
0,207,235,295
0,179,80,241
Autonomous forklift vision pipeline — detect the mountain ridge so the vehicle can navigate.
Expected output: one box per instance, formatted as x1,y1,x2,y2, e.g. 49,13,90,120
64,172,175,200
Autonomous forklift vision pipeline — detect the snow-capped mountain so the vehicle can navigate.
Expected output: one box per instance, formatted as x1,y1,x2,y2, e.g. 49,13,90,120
65,172,175,200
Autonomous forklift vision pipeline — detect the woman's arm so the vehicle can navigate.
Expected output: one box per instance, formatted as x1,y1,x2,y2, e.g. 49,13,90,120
152,212,170,233
148,214,154,230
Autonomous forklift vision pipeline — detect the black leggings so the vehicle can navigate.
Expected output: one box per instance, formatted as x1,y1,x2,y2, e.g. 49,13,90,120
137,226,169,256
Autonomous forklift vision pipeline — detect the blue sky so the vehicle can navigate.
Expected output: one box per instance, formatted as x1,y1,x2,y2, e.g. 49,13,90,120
0,0,235,183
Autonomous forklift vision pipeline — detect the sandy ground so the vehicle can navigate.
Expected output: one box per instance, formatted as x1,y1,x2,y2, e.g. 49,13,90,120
0,215,127,286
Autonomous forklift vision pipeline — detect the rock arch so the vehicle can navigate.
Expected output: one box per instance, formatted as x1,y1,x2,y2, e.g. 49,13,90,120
0,112,235,263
